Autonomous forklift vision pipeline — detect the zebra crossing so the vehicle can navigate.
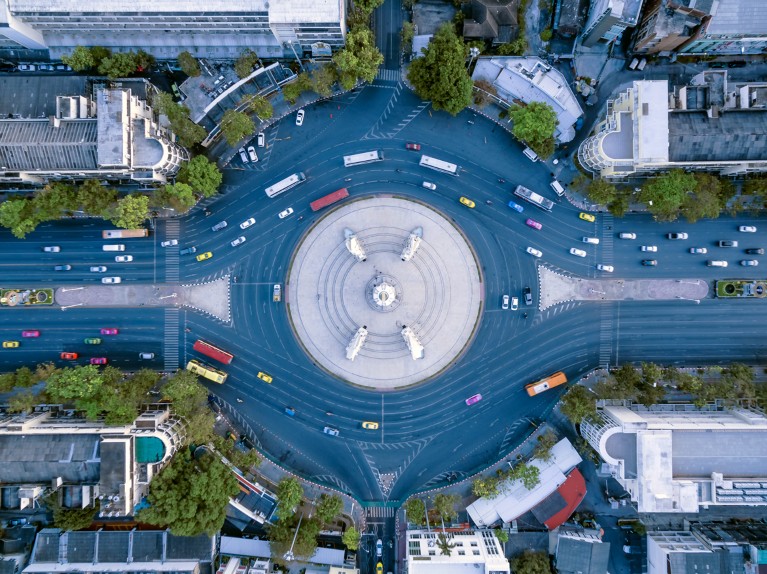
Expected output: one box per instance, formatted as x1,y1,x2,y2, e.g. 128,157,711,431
164,220,180,282
375,68,401,82
365,506,396,518
163,309,180,372
598,304,613,368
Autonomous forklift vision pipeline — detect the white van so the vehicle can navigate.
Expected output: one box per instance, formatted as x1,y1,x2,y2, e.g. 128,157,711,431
522,147,539,162
550,179,565,196
102,244,125,251
707,260,728,267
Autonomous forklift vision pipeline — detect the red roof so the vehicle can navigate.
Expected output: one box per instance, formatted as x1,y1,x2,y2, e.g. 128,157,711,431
541,468,587,530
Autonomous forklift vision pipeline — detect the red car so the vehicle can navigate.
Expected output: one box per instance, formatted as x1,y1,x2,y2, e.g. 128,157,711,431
100,328,119,335
405,143,421,151
60,352,78,360
465,393,483,406
525,218,543,230
90,357,108,365
21,330,40,337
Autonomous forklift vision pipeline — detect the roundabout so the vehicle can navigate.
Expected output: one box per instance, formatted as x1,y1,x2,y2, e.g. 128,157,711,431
287,196,483,388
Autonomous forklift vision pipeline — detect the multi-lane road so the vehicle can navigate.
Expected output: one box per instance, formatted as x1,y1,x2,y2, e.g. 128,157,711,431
2,75,767,509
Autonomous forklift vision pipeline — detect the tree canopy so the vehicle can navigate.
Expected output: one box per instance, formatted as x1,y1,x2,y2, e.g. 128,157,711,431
177,156,223,198
153,92,207,148
511,550,552,574
333,27,384,90
433,493,459,523
137,451,239,536
560,385,597,424
220,109,255,147
314,494,343,525
154,183,197,212
177,51,201,77
62,46,96,71
234,50,260,78
407,24,473,115
587,179,617,205
638,170,697,221
109,194,149,229
342,526,361,550
509,102,558,158
276,477,304,517
404,498,427,525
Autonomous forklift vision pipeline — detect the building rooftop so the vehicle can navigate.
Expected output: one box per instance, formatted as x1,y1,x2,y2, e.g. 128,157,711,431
704,0,767,35
0,434,102,484
668,111,767,163
268,0,342,24
8,0,269,12
556,534,610,574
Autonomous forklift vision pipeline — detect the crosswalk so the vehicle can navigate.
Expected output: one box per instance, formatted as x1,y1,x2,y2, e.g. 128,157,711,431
163,309,180,372
376,68,401,82
598,305,613,368
164,220,180,282
365,506,396,518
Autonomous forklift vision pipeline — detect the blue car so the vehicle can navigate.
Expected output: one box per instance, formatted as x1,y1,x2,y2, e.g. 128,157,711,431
508,201,524,213
284,407,296,416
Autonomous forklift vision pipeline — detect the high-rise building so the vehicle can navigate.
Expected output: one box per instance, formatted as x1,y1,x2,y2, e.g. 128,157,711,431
0,0,346,61
581,0,647,47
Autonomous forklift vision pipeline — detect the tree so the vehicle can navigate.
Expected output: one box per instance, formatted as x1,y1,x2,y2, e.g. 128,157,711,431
433,493,459,523
540,28,553,41
153,92,207,147
282,72,313,104
681,173,726,223
408,24,472,115
342,526,361,550
315,494,343,525
52,503,98,531
587,179,617,205
639,170,697,221
90,46,113,67
510,102,558,159
177,156,223,198
533,430,558,461
401,21,415,54
720,363,756,401
62,46,95,71
234,49,260,78
609,188,631,217
0,198,38,238
560,385,597,424
333,26,384,89
241,94,274,120
641,362,662,388
98,51,139,79
78,179,117,215
177,51,201,77
498,34,527,56
134,50,155,72
495,529,509,543
511,550,552,574
109,194,149,229
220,109,255,147
356,0,385,13
138,451,239,535
276,477,304,517
154,183,196,212
472,475,501,498
8,390,37,414
310,65,337,97
404,498,426,525
163,368,208,418
34,182,79,220
436,533,455,556
508,462,540,490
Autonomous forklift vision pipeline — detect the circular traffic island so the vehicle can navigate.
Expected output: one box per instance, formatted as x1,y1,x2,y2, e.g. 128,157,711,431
287,196,483,389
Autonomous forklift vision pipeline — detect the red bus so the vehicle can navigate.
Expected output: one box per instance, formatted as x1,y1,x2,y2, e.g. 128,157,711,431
193,339,234,365
310,188,349,212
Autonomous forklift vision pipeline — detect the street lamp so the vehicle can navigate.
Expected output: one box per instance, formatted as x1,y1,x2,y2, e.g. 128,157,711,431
284,41,305,72
467,47,480,70
283,512,304,562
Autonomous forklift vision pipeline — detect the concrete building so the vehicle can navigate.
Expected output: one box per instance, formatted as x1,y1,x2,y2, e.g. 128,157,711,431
581,0,646,47
23,529,215,574
578,75,767,179
633,0,767,56
0,80,188,187
0,405,184,517
405,528,510,574
554,528,611,574
467,438,584,528
472,56,583,143
462,0,521,45
0,0,345,61
580,402,767,513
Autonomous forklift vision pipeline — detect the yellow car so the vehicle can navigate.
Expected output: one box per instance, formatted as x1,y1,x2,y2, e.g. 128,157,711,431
579,212,596,222
459,196,476,208
376,563,383,574
257,371,273,384
2,341,19,348
362,421,379,430
196,251,213,261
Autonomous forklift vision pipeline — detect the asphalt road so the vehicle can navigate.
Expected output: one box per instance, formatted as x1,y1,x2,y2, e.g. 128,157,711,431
3,78,767,506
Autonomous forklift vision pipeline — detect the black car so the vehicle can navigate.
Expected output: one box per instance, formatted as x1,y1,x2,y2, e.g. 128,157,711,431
642,259,657,266
523,286,533,305
746,248,764,255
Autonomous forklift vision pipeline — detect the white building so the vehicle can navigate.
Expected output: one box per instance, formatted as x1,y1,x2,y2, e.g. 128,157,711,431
472,57,583,143
578,75,767,179
0,0,345,60
580,0,646,47
581,402,767,513
405,529,510,574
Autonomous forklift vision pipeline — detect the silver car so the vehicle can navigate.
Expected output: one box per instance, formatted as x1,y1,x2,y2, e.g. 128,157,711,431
231,236,246,247
90,266,107,272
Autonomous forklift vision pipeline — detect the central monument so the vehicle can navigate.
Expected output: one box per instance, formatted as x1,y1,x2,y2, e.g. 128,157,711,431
286,196,483,389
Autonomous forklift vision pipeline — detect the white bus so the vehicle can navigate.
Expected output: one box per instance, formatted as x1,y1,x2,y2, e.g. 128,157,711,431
514,184,554,212
264,172,306,198
419,155,460,176
343,150,384,167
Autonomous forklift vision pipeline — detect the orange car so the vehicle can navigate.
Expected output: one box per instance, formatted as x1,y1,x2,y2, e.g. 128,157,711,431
61,352,78,360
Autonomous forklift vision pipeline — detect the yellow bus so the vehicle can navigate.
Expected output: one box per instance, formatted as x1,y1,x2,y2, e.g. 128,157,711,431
186,359,228,384
525,371,567,396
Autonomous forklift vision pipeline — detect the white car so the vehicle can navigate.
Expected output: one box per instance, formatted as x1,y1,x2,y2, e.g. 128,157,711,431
231,236,246,247
502,295,509,310
739,226,757,233
619,232,637,239
239,147,248,163
422,182,437,190
641,245,658,252
240,217,256,229
115,255,133,262
296,109,305,126
570,248,587,257
257,132,265,147
582,237,600,244
247,145,258,163
160,239,178,247
90,266,107,272
526,246,543,258
741,259,759,266
43,246,61,252
597,264,614,272
690,247,707,254
279,207,294,219
511,297,519,311
102,277,121,284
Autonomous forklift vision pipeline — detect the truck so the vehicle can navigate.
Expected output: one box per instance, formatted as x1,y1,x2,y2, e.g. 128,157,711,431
273,284,282,302
102,229,149,239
